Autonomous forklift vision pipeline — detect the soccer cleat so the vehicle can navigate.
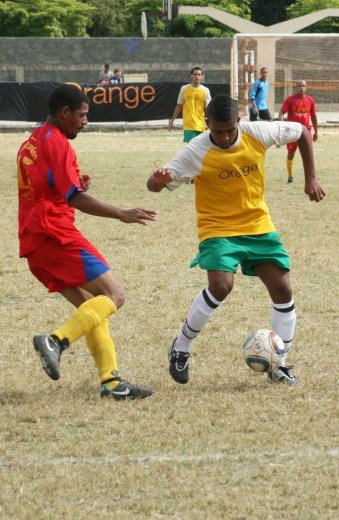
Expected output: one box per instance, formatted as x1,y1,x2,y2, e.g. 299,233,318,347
100,371,154,400
287,177,294,183
267,365,298,386
33,334,68,381
168,339,190,384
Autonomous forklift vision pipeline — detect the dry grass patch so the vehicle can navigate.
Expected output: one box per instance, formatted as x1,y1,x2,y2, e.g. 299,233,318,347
0,129,338,519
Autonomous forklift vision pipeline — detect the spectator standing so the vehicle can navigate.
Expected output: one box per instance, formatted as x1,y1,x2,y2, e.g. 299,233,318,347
98,63,114,85
110,68,123,84
249,67,271,121
279,80,318,183
168,67,211,143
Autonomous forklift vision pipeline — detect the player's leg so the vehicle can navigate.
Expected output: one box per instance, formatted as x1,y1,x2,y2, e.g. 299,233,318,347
33,271,119,381
33,270,153,399
29,237,153,397
59,284,119,387
169,270,233,384
51,270,121,345
249,108,258,121
168,237,239,384
286,142,297,183
253,262,297,386
259,109,272,121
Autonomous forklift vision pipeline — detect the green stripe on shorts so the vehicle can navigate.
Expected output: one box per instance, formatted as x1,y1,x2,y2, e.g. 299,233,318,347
190,233,290,276
183,130,202,143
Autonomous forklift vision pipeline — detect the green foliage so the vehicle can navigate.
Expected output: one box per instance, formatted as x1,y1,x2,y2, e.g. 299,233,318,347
83,0,130,36
1,0,337,37
287,0,339,33
0,0,94,37
250,0,295,26
125,0,251,38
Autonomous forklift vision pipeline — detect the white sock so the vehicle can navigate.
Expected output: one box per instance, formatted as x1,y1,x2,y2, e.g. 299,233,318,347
175,288,223,353
271,300,296,366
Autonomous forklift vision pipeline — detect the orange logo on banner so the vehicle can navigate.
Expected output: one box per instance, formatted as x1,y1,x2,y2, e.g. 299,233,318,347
67,83,156,110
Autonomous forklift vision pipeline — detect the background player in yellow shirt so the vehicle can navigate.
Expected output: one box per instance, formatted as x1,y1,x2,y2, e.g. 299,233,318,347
148,94,325,387
168,67,211,142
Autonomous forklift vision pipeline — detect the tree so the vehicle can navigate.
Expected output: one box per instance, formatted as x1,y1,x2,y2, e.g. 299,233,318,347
125,0,251,38
0,0,94,37
83,0,130,36
287,0,339,33
250,1,295,26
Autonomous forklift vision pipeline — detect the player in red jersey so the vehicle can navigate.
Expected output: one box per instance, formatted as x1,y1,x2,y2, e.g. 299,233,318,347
17,84,156,400
279,80,318,183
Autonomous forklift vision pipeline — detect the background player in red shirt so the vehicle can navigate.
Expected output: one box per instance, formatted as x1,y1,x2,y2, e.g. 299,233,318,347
279,80,318,183
17,84,156,400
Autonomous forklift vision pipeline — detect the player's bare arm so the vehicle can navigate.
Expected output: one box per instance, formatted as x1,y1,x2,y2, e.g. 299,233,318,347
80,174,92,191
312,114,318,141
168,104,183,131
147,168,174,192
298,126,325,202
278,110,285,121
68,191,157,225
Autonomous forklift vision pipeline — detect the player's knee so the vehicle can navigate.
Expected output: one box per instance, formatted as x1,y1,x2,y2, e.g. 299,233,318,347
271,283,292,303
209,280,233,302
112,288,125,309
101,286,125,309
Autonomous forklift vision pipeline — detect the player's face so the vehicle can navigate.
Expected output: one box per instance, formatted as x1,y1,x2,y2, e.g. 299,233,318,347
191,70,203,85
260,68,268,80
63,103,89,139
206,116,240,149
297,82,307,96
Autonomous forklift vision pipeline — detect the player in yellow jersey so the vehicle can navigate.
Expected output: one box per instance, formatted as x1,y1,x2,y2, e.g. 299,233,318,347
168,67,211,142
148,94,325,387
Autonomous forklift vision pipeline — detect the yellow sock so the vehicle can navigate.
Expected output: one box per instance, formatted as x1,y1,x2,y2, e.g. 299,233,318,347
86,319,119,388
53,295,117,345
287,158,294,179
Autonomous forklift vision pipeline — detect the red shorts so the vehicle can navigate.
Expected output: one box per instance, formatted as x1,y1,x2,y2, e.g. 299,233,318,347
287,128,312,154
26,236,110,293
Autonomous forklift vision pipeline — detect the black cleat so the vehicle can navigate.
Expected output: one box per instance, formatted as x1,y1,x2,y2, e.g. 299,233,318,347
267,365,298,386
33,334,67,381
100,371,154,400
168,339,190,384
287,177,294,183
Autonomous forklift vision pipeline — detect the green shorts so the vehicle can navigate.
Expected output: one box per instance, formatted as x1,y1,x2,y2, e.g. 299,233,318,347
183,130,202,143
190,233,290,276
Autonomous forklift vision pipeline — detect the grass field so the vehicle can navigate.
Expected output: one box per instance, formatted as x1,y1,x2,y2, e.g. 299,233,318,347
0,128,338,519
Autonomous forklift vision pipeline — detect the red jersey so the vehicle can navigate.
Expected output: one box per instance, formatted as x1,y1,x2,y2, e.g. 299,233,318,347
281,94,315,129
17,123,83,257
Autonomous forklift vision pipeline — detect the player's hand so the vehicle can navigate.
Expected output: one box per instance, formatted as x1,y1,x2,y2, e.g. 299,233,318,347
152,168,173,185
168,122,174,132
80,174,92,191
313,133,318,142
119,208,157,225
305,179,325,202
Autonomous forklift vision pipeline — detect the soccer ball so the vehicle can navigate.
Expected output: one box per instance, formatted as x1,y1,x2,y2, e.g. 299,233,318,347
243,329,285,373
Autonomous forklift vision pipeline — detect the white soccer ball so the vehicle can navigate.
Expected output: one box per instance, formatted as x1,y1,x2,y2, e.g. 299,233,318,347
243,329,285,373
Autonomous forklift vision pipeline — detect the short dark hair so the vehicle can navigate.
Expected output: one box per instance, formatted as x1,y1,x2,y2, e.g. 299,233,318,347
190,66,203,75
48,84,89,116
207,94,239,122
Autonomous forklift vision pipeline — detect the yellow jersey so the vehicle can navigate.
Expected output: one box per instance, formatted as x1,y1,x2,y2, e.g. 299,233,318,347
177,84,211,132
165,121,302,242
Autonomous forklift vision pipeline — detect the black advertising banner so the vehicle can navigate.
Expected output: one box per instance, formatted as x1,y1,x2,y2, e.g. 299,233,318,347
0,82,230,122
